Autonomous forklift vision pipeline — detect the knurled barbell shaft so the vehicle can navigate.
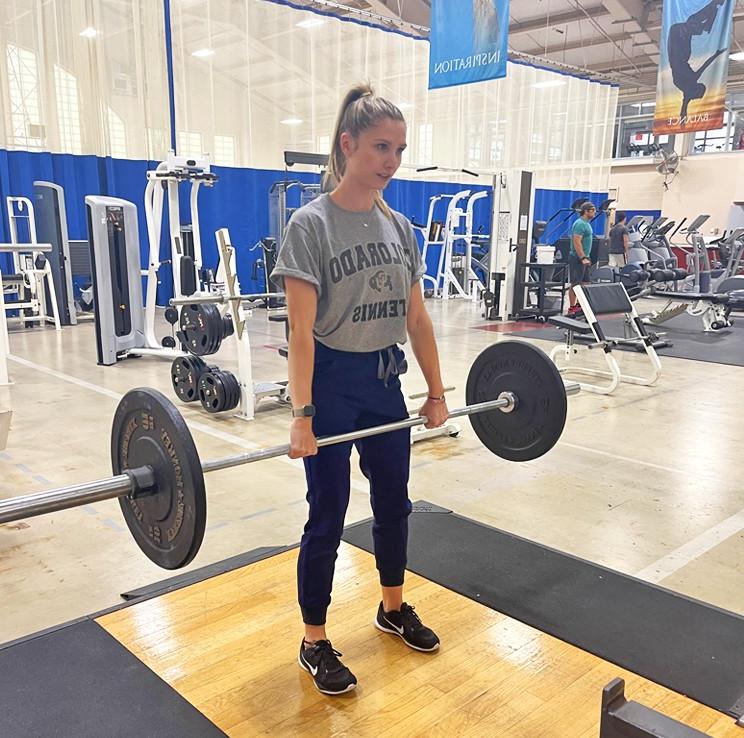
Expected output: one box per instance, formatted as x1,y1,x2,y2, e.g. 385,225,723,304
0,383,579,527
200,394,515,474
169,292,283,306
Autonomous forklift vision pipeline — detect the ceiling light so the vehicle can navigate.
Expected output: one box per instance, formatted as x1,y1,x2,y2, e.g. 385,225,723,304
79,27,99,38
280,118,303,126
192,48,215,58
730,51,744,61
296,17,326,29
532,79,567,89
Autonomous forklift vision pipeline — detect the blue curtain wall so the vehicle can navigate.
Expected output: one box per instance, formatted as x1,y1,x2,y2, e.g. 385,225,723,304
0,149,607,300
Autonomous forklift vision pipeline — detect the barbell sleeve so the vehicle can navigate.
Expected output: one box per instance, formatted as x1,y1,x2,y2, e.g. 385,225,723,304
0,474,134,525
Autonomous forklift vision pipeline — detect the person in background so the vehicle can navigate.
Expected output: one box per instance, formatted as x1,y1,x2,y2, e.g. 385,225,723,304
608,211,630,269
567,201,596,317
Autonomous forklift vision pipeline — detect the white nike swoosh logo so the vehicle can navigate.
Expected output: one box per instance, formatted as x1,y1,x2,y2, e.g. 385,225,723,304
308,661,318,676
385,617,404,635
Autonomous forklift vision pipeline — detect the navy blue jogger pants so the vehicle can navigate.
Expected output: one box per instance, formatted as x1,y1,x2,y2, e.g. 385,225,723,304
298,342,412,626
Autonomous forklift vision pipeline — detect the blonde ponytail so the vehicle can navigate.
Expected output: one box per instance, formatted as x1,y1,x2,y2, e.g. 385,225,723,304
323,82,404,219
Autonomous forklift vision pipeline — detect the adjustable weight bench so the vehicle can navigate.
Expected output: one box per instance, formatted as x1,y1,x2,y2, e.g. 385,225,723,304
549,283,662,395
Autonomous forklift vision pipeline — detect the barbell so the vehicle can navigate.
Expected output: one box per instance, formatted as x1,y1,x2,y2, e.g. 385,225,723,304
0,341,578,570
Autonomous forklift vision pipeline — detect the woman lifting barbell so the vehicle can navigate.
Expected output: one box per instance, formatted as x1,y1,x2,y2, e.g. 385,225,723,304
271,83,448,695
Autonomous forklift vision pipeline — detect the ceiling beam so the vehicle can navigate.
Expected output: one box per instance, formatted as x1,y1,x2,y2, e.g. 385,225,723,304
521,32,634,57
372,0,431,27
508,6,610,37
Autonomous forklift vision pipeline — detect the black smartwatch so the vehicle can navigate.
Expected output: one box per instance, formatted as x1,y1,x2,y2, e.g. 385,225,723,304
291,404,316,418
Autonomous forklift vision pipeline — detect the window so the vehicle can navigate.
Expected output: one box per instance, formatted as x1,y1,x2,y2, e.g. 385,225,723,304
691,110,737,154
107,107,127,158
613,101,675,159
530,131,544,163
177,131,202,159
417,123,433,166
146,128,168,160
489,135,503,165
54,66,82,154
6,44,43,148
213,134,235,166
467,123,482,166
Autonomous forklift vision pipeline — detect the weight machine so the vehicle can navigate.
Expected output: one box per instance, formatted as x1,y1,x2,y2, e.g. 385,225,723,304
641,215,733,332
143,154,217,347
85,196,184,365
410,194,452,297
411,188,491,302
33,181,78,326
483,169,540,321
1,196,61,331
439,189,482,301
0,265,9,385
254,178,322,307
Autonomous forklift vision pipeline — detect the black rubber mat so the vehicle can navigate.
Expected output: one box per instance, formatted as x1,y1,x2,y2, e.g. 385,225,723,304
115,545,293,605
0,619,226,738
503,311,744,366
342,506,744,719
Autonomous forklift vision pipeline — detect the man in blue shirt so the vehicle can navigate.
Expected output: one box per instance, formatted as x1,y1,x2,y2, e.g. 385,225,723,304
568,202,595,316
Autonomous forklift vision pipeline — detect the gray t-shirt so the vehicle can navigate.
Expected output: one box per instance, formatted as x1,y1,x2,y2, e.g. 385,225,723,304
271,194,426,352
609,223,629,254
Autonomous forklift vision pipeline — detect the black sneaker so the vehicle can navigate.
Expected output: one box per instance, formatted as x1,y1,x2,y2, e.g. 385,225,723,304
374,602,440,652
298,639,357,695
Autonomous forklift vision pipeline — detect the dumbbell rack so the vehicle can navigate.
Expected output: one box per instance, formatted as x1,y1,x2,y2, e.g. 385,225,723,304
214,228,289,420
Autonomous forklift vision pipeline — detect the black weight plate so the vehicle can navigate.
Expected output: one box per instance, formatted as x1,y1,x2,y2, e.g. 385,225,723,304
222,314,235,338
171,355,207,403
230,373,241,411
199,371,226,413
218,370,235,412
179,303,222,356
111,388,206,569
221,370,241,411
164,307,179,325
465,341,567,462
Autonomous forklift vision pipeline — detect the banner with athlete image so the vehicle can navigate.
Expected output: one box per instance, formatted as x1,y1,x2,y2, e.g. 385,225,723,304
654,0,734,134
428,0,509,90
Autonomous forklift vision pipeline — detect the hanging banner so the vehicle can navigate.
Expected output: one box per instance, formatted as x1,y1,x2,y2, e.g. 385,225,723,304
428,0,509,90
654,0,734,134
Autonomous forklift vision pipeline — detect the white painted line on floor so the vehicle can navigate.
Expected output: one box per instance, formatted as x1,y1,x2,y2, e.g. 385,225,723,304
9,354,122,401
8,354,368,492
633,508,744,584
557,440,705,478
